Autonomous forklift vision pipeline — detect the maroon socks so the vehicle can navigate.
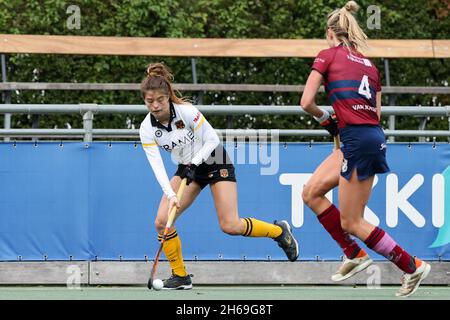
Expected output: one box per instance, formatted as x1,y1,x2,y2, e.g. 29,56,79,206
364,227,417,274
317,204,362,259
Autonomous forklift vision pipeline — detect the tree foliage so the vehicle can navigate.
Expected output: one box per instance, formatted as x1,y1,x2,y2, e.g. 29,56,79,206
0,0,448,141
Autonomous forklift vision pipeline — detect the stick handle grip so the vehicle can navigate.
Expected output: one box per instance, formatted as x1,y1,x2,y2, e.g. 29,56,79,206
165,178,187,229
334,135,341,150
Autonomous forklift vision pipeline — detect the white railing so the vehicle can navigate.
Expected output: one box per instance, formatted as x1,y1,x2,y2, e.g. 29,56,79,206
1,104,449,141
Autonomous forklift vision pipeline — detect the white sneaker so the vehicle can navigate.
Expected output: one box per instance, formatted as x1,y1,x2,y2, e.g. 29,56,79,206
396,260,431,298
331,251,373,282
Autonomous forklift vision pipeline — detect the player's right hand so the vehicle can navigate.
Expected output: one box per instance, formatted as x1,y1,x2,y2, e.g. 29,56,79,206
168,195,181,214
319,114,339,136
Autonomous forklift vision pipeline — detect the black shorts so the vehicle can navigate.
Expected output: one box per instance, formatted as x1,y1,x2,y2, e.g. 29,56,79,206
175,163,236,189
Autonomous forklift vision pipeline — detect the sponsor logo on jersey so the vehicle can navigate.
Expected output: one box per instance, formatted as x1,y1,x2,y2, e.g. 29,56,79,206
161,131,195,151
155,130,163,138
314,57,325,64
175,120,185,129
347,54,372,67
193,112,201,123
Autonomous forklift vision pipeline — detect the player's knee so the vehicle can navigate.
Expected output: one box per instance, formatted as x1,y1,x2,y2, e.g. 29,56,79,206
302,183,320,206
302,184,312,206
154,219,165,233
220,221,242,235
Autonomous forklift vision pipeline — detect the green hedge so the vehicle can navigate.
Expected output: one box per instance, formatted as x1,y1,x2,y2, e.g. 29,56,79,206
1,0,449,140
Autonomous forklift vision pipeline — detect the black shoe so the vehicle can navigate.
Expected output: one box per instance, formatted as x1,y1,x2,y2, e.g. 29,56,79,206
274,220,299,262
162,273,193,290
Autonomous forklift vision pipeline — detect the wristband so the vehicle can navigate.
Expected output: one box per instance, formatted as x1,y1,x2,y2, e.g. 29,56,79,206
313,108,330,123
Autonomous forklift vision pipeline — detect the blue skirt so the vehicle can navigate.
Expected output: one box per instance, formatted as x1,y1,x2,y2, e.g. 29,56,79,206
339,125,390,181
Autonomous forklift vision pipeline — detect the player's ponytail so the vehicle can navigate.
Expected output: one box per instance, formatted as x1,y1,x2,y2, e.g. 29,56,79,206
141,62,185,104
327,1,368,52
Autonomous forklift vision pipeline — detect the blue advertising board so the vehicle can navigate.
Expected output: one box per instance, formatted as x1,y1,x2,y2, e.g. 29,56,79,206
0,142,448,261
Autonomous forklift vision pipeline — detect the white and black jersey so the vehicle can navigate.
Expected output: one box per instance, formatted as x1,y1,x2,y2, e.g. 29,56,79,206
139,102,220,198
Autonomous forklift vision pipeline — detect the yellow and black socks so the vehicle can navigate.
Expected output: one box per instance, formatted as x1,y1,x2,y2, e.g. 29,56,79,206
241,217,282,238
158,229,187,277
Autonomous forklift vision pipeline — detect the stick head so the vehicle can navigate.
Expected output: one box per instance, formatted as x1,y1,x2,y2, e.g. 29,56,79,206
147,277,154,289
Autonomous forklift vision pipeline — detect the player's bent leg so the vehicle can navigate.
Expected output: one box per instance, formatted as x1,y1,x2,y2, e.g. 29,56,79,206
363,224,430,297
339,170,430,296
155,176,202,233
331,169,376,281
338,169,376,240
302,149,342,214
305,150,365,266
210,181,244,235
154,176,201,289
210,181,299,261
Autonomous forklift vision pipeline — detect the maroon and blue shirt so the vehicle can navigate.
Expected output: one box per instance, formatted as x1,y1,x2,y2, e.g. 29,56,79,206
312,45,382,129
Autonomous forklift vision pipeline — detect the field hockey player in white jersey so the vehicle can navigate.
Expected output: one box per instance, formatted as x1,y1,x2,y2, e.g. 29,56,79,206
139,62,299,290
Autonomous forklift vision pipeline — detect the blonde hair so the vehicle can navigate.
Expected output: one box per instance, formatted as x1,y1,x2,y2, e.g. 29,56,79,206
140,62,185,104
327,1,368,52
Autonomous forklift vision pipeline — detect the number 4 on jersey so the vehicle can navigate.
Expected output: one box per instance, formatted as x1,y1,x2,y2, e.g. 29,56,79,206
358,75,372,99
